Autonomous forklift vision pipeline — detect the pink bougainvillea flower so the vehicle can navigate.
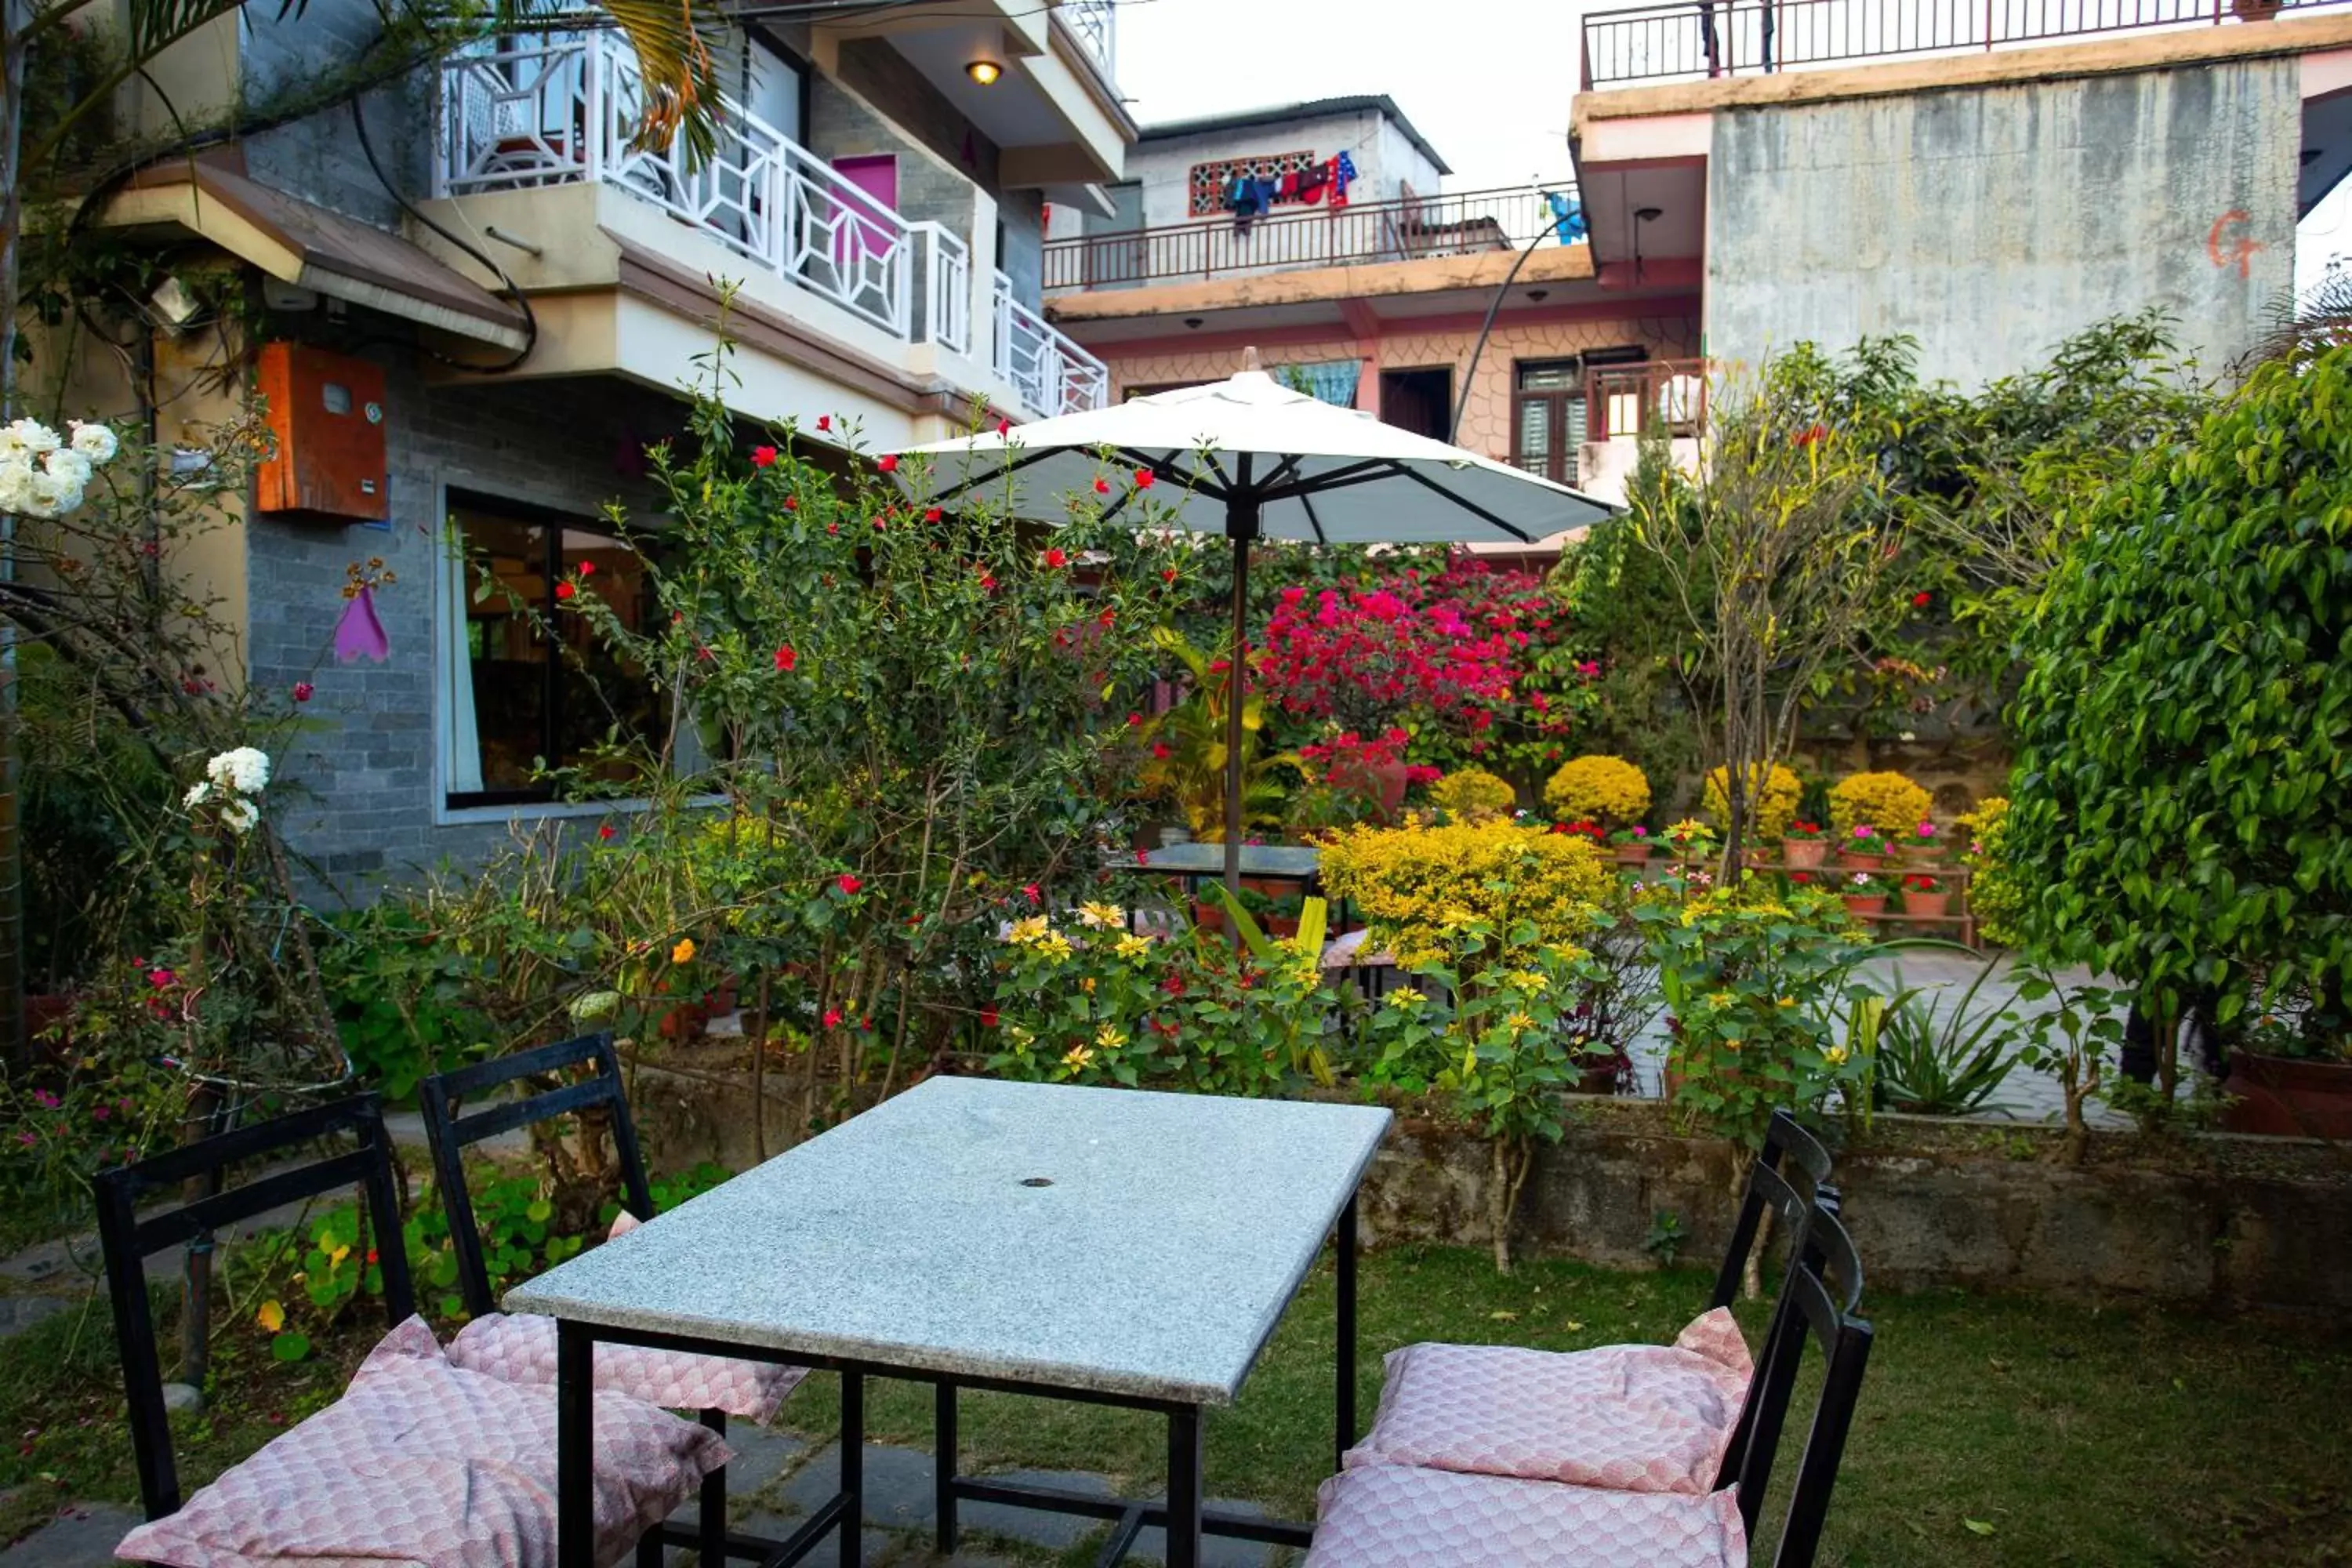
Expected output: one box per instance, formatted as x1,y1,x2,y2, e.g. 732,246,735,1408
1134,469,1155,489
816,415,832,432
752,445,778,468
332,585,390,662
148,967,174,988
876,454,898,473
1576,659,1601,678
837,873,862,895
1041,547,1069,568
822,1007,844,1029
292,681,314,703
1092,477,1111,495
775,644,797,671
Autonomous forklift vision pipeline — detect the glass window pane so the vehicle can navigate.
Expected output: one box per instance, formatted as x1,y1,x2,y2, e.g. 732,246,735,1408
454,510,549,794
1518,394,1552,459
559,528,666,785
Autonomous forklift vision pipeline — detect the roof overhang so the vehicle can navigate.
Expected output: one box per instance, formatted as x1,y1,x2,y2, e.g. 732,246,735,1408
98,161,531,350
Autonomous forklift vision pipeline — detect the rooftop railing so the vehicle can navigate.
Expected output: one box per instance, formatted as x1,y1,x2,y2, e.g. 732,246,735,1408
1580,0,2351,88
1043,182,1584,292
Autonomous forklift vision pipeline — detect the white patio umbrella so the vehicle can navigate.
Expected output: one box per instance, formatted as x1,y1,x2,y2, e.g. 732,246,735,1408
892,352,1616,898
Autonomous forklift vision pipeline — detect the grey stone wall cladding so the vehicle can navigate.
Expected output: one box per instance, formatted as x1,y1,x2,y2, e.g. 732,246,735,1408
1704,58,2299,388
249,354,670,898
239,0,430,228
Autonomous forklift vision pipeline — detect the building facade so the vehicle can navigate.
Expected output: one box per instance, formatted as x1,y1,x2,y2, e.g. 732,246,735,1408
34,0,1131,891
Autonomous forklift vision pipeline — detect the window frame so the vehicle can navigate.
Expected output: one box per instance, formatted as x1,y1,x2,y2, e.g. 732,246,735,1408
1510,358,1586,487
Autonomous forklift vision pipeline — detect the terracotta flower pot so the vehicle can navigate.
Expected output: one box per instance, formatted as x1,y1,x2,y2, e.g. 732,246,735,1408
1903,891,1951,920
1265,916,1300,939
2220,1051,2352,1138
1837,851,1886,871
1780,839,1827,869
1842,895,1887,919
1613,844,1654,869
1191,900,1227,933
1240,876,1290,898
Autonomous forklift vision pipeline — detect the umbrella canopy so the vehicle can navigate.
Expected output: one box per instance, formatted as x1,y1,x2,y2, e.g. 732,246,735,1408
892,358,1617,898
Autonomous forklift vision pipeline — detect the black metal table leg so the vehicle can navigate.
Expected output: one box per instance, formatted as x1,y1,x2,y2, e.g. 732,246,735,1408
558,1319,595,1568
935,1379,960,1555
1337,1191,1359,1473
699,1409,728,1563
840,1372,865,1568
1165,1406,1203,1568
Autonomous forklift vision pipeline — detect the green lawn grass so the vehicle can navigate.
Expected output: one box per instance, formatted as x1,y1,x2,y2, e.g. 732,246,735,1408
2,1245,2344,1564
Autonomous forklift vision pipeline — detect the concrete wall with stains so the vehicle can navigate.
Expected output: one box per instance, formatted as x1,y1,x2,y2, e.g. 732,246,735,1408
1704,57,2300,387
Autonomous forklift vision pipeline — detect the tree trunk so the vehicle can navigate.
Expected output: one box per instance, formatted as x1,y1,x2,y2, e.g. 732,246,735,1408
1488,1137,1514,1274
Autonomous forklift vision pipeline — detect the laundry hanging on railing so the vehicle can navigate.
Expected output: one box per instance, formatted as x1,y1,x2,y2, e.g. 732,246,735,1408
1546,191,1588,246
1222,152,1358,232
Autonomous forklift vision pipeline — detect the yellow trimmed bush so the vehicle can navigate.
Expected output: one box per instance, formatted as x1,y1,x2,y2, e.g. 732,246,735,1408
1542,754,1651,829
1430,768,1516,821
1701,762,1803,842
1317,818,1610,967
1956,796,2025,948
1829,770,1933,839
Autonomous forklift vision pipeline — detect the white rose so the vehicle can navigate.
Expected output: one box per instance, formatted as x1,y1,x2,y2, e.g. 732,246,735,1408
43,448,92,488
205,746,271,794
220,797,260,835
67,422,118,463
0,461,35,514
4,418,60,455
22,470,75,518
183,781,212,808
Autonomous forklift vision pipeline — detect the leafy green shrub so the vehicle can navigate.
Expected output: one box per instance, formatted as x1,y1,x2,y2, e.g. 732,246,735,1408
2003,347,2352,1037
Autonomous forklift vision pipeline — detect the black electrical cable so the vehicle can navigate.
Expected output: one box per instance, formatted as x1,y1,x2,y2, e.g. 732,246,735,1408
349,93,538,373
1447,224,1555,446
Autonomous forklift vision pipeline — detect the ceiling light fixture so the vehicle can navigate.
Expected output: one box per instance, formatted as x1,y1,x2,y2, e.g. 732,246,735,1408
965,59,1002,85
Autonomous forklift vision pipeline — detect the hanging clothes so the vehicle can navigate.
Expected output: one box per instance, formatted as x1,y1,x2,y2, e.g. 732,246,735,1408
1546,191,1588,245
1330,152,1357,209
1296,160,1329,205
1278,169,1299,201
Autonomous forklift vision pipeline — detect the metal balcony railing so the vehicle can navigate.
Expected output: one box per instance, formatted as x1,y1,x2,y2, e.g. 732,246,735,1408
434,34,970,351
1043,182,1584,292
994,271,1110,416
1586,359,1709,441
1058,0,1116,81
1581,0,2352,88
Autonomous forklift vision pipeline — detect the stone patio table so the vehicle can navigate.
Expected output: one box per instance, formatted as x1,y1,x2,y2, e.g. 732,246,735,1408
509,1075,1391,1568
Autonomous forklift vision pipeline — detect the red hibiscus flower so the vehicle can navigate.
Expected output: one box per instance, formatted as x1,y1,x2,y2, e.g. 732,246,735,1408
837,873,862,895
775,645,797,671
578,561,596,577
876,454,898,473
292,681,313,702
822,1007,844,1028
816,415,832,432
752,445,778,468
996,416,1012,436
980,1007,1000,1028
1911,590,1933,608
1041,547,1069,568
1134,469,1155,489
924,506,942,522
1022,882,1042,905
1093,477,1111,495
554,581,576,601
598,823,615,841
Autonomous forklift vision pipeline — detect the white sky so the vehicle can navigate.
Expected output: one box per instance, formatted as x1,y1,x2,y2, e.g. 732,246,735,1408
1110,0,2343,292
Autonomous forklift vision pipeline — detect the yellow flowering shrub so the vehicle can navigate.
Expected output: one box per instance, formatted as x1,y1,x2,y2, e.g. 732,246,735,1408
1430,768,1517,821
1701,762,1802,842
1542,754,1652,829
1828,770,1933,839
1318,817,1610,966
1956,795,2026,947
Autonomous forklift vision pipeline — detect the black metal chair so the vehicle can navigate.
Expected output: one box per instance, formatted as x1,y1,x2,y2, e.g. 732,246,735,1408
1723,1203,1875,1565
94,1093,415,1522
1709,1109,1838,1313
416,1033,736,1568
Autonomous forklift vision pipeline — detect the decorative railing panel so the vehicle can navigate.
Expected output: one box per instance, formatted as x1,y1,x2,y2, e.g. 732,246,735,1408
995,272,1110,416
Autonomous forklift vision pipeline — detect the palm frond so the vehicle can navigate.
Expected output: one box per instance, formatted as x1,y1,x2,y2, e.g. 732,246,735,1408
495,0,725,161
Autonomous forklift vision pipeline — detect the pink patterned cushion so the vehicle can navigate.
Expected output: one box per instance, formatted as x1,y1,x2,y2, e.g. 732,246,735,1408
448,1312,804,1421
1343,1308,1754,1494
117,1316,730,1568
1308,1464,1748,1568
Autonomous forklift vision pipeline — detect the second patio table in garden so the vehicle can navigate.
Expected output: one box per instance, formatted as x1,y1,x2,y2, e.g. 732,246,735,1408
506,1075,1392,1568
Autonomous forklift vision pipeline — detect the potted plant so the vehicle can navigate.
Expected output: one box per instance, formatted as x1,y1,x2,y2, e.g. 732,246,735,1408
1781,818,1828,869
2220,1002,2352,1138
1900,872,1949,921
1838,825,1890,869
1900,820,1940,862
1606,824,1652,867
1840,870,1888,919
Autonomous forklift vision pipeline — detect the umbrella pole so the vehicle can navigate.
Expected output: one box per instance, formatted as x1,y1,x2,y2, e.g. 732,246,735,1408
1223,524,1250,907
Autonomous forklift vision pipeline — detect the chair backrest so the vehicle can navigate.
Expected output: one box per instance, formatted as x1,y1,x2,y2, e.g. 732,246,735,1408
1711,1160,1819,1487
1728,1204,1874,1566
1709,1109,1837,1312
93,1093,414,1520
416,1032,653,1318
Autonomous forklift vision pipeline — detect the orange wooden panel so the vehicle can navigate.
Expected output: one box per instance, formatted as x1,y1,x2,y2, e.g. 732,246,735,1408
255,342,389,522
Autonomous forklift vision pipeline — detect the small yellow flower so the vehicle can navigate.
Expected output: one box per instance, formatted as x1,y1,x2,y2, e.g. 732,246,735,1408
256,1300,285,1333
1034,933,1074,964
1004,915,1050,946
1776,995,1796,1008
327,1243,350,1268
1076,901,1126,930
1061,1043,1097,1071
1385,987,1428,1011
1504,1011,1540,1033
1504,969,1549,994
671,937,696,964
1706,989,1737,1011
1722,1037,1744,1053
1824,1044,1850,1066
1079,975,1096,994
1094,1022,1127,1051
1114,934,1154,961
1006,1024,1034,1047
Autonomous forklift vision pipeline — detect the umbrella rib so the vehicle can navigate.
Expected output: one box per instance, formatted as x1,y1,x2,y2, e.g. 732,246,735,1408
1112,447,1229,502
1257,459,1389,502
1297,489,1331,546
1386,462,1538,543
917,442,1068,506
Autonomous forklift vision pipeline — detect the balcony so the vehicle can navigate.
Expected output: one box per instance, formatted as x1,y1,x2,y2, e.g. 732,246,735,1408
1044,182,1583,293
1058,0,1117,83
1577,358,1706,505
432,34,1105,416
1580,0,2352,88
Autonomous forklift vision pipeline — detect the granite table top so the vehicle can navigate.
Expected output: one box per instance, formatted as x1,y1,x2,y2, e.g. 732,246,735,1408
506,1077,1391,1406
1135,844,1323,880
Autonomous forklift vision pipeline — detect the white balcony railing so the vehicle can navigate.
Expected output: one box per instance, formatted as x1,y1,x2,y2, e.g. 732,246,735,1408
435,34,970,351
993,270,1109,417
1060,0,1116,81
